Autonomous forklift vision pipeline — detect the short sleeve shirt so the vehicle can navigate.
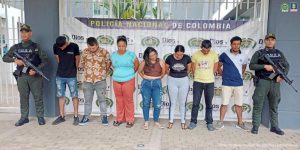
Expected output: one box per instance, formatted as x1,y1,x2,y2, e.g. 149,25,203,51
192,50,219,83
53,42,80,78
165,54,191,78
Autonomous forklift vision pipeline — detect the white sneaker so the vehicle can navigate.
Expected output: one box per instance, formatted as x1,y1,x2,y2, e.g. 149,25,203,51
235,122,250,131
216,121,224,129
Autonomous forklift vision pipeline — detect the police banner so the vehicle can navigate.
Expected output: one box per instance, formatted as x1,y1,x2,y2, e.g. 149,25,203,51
61,17,265,121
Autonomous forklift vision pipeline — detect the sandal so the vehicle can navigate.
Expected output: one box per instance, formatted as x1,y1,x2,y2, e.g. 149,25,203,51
143,122,149,130
181,123,187,130
126,122,134,128
154,122,164,129
113,121,122,127
167,122,173,129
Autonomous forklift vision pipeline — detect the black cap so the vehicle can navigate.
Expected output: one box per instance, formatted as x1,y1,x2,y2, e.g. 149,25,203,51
20,24,31,32
265,33,276,39
201,40,212,48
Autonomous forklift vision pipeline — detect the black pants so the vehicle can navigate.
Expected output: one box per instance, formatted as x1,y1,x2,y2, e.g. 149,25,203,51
190,81,214,124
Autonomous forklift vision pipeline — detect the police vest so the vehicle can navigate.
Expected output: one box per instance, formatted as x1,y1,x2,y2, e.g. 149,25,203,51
15,42,41,73
255,48,285,80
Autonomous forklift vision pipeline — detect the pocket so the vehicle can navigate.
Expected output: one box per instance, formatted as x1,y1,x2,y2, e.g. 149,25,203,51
155,80,163,96
98,81,107,92
55,77,61,84
68,78,77,88
82,82,89,91
140,80,146,94
252,85,265,101
155,79,162,87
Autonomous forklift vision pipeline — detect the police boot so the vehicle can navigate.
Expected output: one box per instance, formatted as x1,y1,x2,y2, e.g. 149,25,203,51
38,117,46,125
270,127,285,135
15,118,29,127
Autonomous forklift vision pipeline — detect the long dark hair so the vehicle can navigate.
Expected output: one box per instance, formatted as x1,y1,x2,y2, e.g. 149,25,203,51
143,47,158,67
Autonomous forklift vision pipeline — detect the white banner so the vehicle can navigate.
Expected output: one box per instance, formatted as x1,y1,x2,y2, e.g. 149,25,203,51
61,17,265,121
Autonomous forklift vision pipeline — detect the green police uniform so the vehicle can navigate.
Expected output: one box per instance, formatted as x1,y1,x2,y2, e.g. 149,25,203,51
249,34,289,133
2,24,48,125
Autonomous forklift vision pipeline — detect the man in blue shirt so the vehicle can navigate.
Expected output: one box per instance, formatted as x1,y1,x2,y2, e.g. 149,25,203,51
216,36,249,130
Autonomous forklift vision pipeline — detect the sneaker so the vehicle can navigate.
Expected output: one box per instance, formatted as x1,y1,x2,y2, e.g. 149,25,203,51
270,127,285,135
73,116,79,126
215,121,224,129
15,118,29,127
38,117,46,125
207,124,215,131
101,115,109,126
235,122,250,131
188,122,197,130
52,116,65,125
79,115,89,126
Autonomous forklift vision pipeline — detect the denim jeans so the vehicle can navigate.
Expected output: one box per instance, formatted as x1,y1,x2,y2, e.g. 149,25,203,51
83,80,107,118
141,79,162,122
190,81,214,124
56,77,78,98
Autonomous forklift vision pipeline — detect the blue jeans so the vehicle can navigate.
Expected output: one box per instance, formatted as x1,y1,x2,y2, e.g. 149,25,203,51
141,79,162,122
56,77,78,98
190,81,214,124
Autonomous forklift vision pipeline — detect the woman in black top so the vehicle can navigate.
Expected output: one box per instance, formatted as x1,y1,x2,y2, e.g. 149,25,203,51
165,45,192,129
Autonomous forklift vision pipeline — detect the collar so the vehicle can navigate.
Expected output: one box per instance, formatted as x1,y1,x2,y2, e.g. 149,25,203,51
87,47,102,55
265,48,275,51
21,40,32,47
230,49,241,54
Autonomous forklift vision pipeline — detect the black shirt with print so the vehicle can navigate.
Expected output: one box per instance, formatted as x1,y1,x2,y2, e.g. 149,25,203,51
166,54,192,78
53,42,80,78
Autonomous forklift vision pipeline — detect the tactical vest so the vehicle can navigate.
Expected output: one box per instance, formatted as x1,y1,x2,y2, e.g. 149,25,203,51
255,48,285,80
15,42,41,73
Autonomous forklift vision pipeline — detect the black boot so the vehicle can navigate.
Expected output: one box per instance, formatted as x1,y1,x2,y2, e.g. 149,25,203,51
38,117,46,125
15,118,29,127
251,127,258,134
270,127,285,135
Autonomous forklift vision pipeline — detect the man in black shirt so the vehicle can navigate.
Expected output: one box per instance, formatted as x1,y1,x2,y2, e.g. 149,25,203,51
52,36,80,125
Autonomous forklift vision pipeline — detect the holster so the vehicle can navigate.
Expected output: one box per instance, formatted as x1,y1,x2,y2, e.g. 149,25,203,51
253,75,260,86
13,69,22,80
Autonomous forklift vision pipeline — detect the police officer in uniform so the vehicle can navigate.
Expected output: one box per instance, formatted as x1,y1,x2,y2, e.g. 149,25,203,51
2,24,49,126
249,33,289,135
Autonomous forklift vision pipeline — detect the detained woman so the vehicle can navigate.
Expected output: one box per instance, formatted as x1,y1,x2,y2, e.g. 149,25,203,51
165,45,192,129
138,47,165,130
111,35,139,128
